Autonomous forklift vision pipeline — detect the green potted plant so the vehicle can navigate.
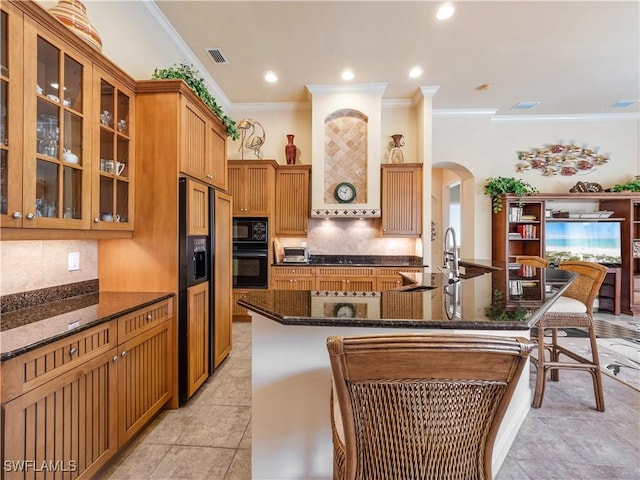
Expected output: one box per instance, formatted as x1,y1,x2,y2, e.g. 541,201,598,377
484,176,539,213
610,176,640,192
152,62,239,140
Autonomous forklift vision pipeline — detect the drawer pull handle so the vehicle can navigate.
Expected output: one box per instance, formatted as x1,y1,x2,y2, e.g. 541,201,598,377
69,347,78,356
146,314,153,321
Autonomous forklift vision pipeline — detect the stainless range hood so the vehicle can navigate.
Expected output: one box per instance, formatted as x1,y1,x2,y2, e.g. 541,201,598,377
306,83,387,218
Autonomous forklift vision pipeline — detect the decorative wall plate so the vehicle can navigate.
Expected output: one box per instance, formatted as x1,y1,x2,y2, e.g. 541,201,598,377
516,142,610,176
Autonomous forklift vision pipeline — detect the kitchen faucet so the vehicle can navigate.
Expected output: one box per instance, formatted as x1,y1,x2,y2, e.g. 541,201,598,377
443,226,460,280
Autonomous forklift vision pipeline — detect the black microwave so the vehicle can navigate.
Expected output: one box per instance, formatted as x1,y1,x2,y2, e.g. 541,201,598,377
233,217,268,246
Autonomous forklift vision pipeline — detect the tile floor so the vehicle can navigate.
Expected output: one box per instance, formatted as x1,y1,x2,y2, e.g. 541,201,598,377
99,315,640,480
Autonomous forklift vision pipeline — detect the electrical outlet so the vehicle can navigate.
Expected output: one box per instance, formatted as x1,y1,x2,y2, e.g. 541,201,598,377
68,252,80,271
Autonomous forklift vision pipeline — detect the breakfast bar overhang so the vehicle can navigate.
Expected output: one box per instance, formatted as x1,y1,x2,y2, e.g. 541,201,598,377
238,264,576,479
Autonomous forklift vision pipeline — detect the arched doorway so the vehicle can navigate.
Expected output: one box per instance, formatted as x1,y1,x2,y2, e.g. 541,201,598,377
431,162,475,268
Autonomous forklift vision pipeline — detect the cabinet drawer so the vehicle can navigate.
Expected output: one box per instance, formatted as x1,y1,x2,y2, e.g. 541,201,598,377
1,320,117,403
117,298,173,343
316,267,375,277
272,266,315,277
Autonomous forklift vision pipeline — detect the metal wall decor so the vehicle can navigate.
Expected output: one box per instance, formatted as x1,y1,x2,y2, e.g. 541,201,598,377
237,118,265,159
516,142,610,176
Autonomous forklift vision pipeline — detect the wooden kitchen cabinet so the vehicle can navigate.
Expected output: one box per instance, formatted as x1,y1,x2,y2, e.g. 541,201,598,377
115,298,173,444
1,1,136,237
275,165,310,236
180,94,228,190
228,160,276,216
1,297,173,478
233,288,252,320
185,178,209,236
186,282,209,399
213,190,233,367
1,321,119,480
380,163,422,237
315,267,377,291
271,265,315,290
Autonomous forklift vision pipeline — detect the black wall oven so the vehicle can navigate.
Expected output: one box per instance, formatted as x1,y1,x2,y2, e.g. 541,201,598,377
233,217,269,289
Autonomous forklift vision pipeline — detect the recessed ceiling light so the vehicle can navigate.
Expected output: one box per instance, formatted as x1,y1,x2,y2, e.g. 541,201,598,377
409,67,423,78
436,2,455,20
511,101,540,110
609,100,638,108
264,71,278,83
341,69,354,81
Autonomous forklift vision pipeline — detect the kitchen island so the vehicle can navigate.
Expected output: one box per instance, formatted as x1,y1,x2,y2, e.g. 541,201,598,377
238,264,576,479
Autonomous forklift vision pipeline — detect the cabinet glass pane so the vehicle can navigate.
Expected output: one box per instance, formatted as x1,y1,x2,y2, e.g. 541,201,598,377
116,90,129,135
37,37,60,101
116,136,129,177
99,176,114,220
116,180,129,223
100,80,114,128
62,165,82,219
100,128,114,173
1,149,7,215
36,159,59,218
63,54,82,111
1,11,7,76
63,110,82,165
36,109,59,158
0,79,6,146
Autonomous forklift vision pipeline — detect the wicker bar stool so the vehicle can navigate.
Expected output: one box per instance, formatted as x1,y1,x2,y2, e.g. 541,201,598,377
326,334,533,480
515,257,607,411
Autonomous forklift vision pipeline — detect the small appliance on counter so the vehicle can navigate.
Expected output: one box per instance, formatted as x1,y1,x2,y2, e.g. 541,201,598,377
282,246,310,264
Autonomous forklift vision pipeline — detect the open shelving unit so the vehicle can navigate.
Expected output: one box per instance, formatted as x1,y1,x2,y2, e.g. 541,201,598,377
492,193,640,316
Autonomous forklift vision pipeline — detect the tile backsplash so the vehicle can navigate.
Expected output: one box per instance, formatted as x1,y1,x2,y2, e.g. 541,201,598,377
1,240,98,296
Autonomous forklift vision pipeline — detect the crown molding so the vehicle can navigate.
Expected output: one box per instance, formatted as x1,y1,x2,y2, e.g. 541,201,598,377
491,112,640,122
306,83,388,97
138,0,232,112
433,109,499,117
230,102,311,113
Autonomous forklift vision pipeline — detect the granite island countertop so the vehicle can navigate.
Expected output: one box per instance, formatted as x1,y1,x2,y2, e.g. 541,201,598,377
273,254,427,267
1,291,174,361
238,262,576,330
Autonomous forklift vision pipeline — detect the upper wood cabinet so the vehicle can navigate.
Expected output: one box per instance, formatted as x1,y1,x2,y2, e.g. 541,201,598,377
185,177,209,236
228,160,276,216
0,1,136,237
275,164,310,236
380,163,422,237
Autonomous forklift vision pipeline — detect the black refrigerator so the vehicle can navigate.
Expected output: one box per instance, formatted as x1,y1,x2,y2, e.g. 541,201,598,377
177,178,217,405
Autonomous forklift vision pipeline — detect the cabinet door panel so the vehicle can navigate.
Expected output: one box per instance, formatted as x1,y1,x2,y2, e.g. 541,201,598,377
181,101,207,180
117,320,172,444
275,166,310,236
381,164,422,237
213,190,232,366
186,178,209,236
186,282,209,397
3,348,118,480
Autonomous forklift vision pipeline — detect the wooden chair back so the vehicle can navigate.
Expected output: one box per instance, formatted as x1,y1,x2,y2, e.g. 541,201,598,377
557,261,607,314
327,334,533,480
515,255,549,267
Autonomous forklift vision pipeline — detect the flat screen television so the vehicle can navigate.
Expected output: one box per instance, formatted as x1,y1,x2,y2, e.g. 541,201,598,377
544,221,622,264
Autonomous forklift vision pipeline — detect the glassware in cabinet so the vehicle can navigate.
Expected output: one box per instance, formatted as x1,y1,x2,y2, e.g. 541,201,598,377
94,77,132,228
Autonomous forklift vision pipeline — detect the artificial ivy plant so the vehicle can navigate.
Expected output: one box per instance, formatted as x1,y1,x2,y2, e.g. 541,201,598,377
610,176,640,192
152,62,239,140
484,176,539,213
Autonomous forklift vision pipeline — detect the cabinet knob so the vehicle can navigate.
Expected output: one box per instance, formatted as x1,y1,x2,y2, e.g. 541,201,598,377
69,347,77,356
146,314,153,322
113,355,119,362
26,213,35,220
94,217,100,223
12,212,22,219
206,174,212,179
121,351,127,357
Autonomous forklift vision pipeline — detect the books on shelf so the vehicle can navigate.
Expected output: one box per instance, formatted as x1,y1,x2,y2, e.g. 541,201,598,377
520,214,537,221
513,224,537,239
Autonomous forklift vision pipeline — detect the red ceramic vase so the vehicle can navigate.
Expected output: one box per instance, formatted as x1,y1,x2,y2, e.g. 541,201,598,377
285,134,296,165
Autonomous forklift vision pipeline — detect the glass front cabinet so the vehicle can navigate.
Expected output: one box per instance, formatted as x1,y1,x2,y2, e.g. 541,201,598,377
0,1,134,233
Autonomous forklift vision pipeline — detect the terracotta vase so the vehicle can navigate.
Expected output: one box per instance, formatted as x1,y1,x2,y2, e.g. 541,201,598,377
285,134,296,165
47,0,102,51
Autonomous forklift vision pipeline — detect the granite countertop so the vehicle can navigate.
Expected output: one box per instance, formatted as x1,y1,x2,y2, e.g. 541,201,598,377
274,254,427,267
1,291,174,361
238,262,576,330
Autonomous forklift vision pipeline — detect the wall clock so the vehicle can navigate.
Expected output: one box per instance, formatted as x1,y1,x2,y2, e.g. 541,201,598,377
334,182,356,203
334,303,356,318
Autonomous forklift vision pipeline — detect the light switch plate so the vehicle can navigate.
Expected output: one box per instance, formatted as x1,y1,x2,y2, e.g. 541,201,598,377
68,252,80,271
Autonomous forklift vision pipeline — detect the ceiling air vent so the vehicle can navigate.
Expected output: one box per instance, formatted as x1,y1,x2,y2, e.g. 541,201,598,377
205,48,228,64
609,100,638,109
511,101,540,110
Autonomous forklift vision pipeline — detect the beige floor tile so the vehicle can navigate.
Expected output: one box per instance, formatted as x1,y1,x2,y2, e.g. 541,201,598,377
174,404,251,448
224,448,251,480
99,443,172,480
148,445,235,480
